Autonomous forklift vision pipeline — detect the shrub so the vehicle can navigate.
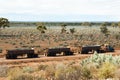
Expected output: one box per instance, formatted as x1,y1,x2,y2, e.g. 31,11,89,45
83,63,99,79
38,64,48,71
0,65,9,77
44,64,56,80
70,28,76,34
55,63,67,80
9,73,33,80
7,67,45,80
115,34,120,40
81,67,92,80
22,66,35,73
8,73,45,80
81,52,120,67
7,67,23,80
98,62,117,79
100,26,109,36
80,53,120,79
55,63,82,80
114,69,120,79
63,65,82,80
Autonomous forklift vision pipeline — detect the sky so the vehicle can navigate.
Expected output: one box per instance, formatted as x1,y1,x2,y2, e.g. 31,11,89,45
0,0,120,22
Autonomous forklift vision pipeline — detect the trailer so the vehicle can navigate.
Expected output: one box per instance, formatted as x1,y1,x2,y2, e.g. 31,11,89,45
81,45,114,54
45,47,73,56
6,48,38,59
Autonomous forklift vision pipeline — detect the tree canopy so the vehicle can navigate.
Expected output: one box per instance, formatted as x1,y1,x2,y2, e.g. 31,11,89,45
70,28,76,34
61,24,67,33
0,17,9,29
111,22,118,28
36,22,47,33
100,26,109,37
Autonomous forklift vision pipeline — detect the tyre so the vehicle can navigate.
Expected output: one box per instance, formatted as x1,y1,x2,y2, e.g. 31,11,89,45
27,53,34,58
46,53,51,56
69,52,73,55
33,54,38,58
64,51,71,55
47,53,56,56
6,54,17,59
81,50,88,54
52,53,56,56
12,55,17,59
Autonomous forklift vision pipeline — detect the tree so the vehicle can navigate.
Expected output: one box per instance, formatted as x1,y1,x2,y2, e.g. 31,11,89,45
100,26,109,37
61,24,67,33
70,28,76,34
0,17,9,29
117,22,120,28
36,23,47,33
111,22,118,28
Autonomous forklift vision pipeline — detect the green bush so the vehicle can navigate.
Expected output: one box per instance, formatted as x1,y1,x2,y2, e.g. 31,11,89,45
98,62,116,79
22,66,35,73
81,52,120,67
81,67,92,80
80,53,120,79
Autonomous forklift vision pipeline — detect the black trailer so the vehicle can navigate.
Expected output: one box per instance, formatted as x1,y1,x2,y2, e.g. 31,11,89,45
46,47,73,56
81,45,103,54
6,48,38,59
81,45,114,54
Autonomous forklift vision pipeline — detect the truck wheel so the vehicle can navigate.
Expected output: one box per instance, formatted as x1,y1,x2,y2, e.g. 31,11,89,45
81,51,87,54
81,51,84,54
47,53,56,56
27,54,33,58
52,53,56,56
64,52,69,55
66,52,69,55
69,52,73,55
8,54,16,59
33,54,38,58
12,55,17,59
